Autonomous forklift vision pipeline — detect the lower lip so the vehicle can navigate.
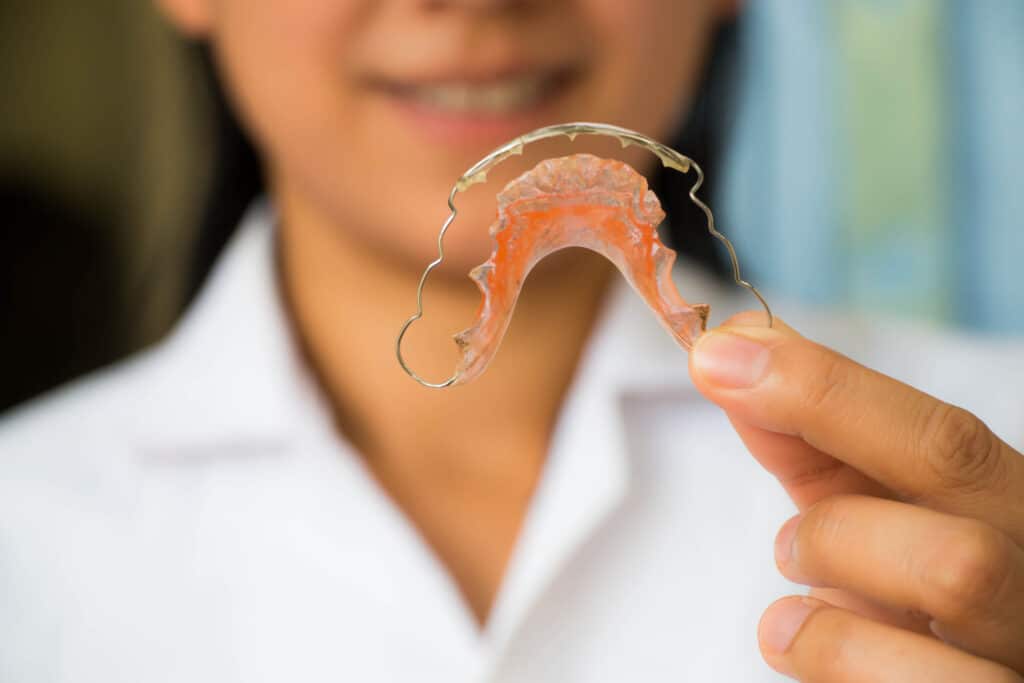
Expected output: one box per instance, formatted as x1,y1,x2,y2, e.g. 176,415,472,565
381,82,572,147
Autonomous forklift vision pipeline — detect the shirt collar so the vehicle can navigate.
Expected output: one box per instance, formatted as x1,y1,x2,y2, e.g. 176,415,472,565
132,199,739,654
134,200,332,455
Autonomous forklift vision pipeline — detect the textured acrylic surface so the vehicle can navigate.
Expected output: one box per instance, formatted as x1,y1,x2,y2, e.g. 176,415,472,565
452,153,709,384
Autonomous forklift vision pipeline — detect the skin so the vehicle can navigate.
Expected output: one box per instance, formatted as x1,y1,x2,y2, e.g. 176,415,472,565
691,315,1024,681
158,0,1024,677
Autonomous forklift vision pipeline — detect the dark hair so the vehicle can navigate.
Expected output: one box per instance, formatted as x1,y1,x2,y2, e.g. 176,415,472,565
186,45,265,301
187,19,737,295
653,19,737,278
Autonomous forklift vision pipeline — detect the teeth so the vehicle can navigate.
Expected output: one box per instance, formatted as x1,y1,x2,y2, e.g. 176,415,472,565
409,76,549,113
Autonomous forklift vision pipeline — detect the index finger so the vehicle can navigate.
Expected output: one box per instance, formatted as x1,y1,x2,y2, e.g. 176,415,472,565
689,319,1024,543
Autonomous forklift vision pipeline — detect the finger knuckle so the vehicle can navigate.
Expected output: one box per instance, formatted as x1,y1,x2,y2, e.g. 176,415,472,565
802,496,856,556
800,347,851,415
926,522,1014,620
779,459,847,491
920,404,1005,495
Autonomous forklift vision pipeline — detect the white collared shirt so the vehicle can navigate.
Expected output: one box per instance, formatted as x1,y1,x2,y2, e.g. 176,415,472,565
2,203,1022,682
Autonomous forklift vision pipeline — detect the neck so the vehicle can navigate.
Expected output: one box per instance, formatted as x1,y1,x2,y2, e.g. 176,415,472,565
276,181,613,492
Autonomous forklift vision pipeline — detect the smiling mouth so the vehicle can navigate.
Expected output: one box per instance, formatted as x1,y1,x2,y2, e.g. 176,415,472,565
372,67,581,117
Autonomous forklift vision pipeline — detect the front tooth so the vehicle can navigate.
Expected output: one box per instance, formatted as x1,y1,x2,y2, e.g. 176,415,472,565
415,77,545,112
484,79,541,111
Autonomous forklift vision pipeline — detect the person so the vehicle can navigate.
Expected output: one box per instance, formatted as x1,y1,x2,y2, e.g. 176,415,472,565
2,1,1023,680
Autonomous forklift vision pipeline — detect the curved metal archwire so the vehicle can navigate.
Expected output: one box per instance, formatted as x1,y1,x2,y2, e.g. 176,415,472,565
395,186,462,389
396,121,773,389
686,162,773,324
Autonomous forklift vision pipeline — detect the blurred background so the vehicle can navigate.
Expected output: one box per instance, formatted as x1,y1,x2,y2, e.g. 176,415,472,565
722,0,1024,334
1,0,1021,413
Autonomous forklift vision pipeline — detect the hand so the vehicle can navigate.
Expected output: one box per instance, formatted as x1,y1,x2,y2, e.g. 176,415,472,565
689,314,1024,682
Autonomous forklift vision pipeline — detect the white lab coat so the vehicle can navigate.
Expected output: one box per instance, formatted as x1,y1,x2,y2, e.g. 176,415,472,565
2,202,1022,682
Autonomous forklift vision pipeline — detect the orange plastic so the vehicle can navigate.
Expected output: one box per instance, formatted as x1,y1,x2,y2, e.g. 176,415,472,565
451,153,709,384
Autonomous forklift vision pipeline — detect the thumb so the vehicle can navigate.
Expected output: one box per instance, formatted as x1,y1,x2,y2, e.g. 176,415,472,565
688,316,889,510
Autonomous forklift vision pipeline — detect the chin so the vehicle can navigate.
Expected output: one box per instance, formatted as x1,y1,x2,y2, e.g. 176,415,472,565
405,237,492,284
389,202,505,282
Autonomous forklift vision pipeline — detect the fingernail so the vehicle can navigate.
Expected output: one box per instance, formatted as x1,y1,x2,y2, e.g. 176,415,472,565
692,330,772,388
774,514,800,569
761,597,818,656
